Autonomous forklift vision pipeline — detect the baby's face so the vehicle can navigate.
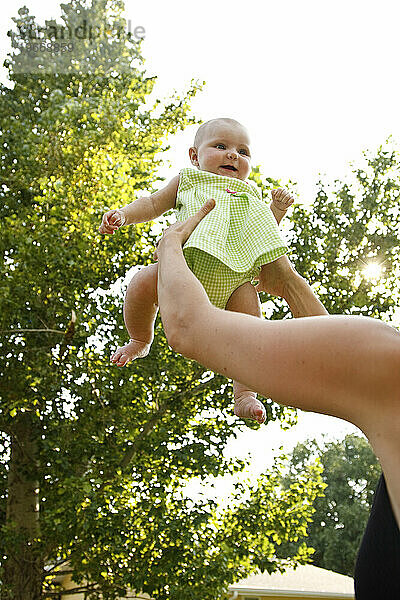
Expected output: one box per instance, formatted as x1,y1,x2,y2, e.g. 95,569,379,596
189,122,251,180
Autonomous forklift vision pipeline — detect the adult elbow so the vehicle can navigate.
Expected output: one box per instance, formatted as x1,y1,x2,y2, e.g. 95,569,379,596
163,314,194,358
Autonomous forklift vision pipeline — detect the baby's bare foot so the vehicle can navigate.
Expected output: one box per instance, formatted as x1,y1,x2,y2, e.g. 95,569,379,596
234,392,266,424
110,339,151,366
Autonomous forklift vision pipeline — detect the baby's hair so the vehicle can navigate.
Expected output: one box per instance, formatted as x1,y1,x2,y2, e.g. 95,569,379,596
194,117,246,148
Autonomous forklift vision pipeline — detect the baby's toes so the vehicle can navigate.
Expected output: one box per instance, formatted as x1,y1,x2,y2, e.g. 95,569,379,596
111,349,129,366
234,395,266,423
110,349,121,363
116,353,130,366
111,340,151,366
253,402,266,424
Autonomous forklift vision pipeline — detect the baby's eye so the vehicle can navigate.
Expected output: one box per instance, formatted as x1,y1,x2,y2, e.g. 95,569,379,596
216,143,226,149
239,149,249,155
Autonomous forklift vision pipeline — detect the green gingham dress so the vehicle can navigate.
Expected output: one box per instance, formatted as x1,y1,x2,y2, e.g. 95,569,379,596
174,168,288,309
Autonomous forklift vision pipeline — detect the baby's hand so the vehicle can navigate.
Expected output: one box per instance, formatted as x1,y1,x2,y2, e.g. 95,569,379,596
271,188,294,212
98,209,126,234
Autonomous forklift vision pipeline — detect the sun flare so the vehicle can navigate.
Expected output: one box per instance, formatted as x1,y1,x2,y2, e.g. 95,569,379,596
362,262,383,281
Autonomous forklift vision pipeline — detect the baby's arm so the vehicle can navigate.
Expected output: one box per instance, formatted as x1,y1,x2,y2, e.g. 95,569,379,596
99,175,179,234
270,188,294,226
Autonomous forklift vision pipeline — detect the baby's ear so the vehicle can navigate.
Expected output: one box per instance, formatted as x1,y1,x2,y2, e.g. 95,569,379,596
189,146,199,167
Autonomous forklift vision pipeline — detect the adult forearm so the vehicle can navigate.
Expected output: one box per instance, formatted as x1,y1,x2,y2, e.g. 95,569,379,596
157,239,211,345
283,273,328,317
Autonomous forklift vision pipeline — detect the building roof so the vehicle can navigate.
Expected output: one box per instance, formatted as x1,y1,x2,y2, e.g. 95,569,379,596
229,565,354,595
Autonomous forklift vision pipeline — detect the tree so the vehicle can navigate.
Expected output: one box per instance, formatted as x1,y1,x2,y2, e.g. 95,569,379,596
0,2,321,599
280,434,381,576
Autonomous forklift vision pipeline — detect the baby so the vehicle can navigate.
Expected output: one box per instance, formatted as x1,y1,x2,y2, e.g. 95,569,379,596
99,117,295,424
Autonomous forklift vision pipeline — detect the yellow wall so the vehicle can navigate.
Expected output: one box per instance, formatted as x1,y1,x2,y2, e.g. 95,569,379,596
53,573,353,600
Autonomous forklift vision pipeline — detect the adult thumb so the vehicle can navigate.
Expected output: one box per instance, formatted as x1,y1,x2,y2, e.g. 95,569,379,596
202,198,216,213
190,198,215,227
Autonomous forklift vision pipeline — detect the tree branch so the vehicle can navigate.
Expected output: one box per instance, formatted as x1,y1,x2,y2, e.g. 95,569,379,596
96,368,211,492
0,328,65,335
120,374,213,470
43,583,100,596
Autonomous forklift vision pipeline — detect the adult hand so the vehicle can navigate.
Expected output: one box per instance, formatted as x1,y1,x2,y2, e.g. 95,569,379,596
254,255,298,298
153,198,215,260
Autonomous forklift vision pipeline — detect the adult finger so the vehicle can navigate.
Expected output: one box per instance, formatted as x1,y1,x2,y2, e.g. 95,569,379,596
153,198,215,260
184,198,216,234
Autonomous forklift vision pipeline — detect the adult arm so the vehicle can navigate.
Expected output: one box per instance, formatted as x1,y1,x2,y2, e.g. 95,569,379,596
155,201,400,526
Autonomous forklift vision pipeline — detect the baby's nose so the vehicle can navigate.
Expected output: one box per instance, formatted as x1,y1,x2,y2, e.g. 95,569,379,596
226,149,238,159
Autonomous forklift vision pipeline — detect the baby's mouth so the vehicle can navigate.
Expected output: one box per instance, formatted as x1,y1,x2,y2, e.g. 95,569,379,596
220,165,238,172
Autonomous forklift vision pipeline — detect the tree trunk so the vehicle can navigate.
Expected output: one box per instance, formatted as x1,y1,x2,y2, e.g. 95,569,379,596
2,413,43,600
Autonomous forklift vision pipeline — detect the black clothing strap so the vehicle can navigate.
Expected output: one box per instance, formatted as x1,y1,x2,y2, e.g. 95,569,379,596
354,474,400,598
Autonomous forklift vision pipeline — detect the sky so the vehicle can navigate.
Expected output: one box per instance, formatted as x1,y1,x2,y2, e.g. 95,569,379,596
2,0,399,497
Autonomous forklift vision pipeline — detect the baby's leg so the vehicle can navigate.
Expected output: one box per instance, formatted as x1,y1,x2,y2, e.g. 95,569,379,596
225,282,266,424
111,264,159,366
